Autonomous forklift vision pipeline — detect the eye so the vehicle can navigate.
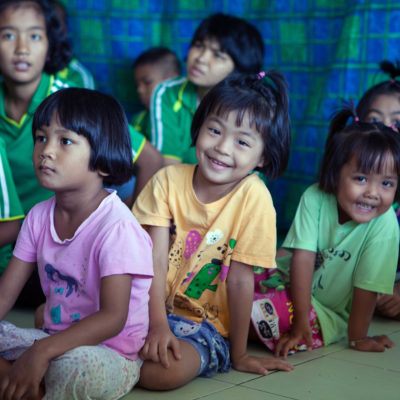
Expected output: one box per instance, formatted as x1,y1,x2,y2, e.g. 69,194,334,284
382,180,395,188
208,127,220,135
213,51,225,60
1,32,15,40
237,139,249,147
354,176,367,183
61,138,72,145
34,135,46,143
367,116,382,124
193,41,204,50
30,33,41,41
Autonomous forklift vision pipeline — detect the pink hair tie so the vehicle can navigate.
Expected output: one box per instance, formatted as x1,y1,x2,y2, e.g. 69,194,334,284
355,116,359,122
391,78,396,83
257,71,266,80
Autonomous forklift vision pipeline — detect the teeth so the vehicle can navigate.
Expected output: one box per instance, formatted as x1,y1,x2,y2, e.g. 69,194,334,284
357,203,373,210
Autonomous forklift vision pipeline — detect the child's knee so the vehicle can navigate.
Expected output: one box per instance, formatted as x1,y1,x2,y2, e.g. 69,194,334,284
46,345,139,399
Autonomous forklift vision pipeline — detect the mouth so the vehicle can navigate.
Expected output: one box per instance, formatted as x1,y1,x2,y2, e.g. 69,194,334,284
188,65,204,77
208,156,231,169
14,60,31,72
38,164,55,173
356,202,375,212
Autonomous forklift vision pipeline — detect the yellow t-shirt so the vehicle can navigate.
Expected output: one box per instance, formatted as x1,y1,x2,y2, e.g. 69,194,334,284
133,164,276,337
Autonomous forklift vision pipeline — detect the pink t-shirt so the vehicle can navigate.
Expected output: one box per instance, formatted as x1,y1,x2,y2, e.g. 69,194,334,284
14,191,153,360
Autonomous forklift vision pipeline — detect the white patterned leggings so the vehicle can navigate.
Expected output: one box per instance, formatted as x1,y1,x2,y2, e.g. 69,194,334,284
0,321,141,400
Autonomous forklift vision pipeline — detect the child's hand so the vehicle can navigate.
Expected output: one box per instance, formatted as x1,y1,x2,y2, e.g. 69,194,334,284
232,353,294,375
139,324,181,368
274,319,313,359
0,343,48,400
349,335,395,352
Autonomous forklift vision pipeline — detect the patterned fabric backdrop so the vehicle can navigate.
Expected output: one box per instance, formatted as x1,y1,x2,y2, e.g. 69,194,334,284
60,0,400,236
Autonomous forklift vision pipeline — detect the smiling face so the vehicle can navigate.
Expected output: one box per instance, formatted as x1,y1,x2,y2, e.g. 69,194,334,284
0,2,48,88
186,37,234,95
364,94,400,131
193,110,264,202
33,112,103,194
336,154,398,224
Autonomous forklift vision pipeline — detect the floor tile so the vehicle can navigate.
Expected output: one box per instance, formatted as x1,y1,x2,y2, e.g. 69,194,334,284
201,385,296,400
242,356,400,400
124,378,234,400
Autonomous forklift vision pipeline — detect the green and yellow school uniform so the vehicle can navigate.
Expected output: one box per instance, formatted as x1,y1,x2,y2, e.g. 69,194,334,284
150,77,198,164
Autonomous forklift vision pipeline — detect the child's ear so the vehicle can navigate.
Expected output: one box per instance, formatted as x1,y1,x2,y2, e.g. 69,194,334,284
256,155,266,169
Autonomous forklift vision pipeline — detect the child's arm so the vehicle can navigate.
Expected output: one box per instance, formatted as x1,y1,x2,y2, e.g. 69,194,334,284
228,260,294,375
274,249,315,359
139,225,181,368
375,281,400,320
0,273,133,399
0,256,36,320
131,141,164,204
0,220,21,248
348,287,394,352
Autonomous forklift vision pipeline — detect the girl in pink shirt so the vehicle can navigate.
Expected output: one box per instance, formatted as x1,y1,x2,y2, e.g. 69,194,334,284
0,88,153,400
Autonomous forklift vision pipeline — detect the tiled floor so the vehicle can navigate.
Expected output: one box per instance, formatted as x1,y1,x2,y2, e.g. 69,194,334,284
5,308,400,400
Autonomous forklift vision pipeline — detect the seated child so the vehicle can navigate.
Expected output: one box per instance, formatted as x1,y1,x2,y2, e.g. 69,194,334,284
354,60,400,320
132,47,181,140
252,108,400,357
150,13,264,165
0,88,153,399
133,71,294,390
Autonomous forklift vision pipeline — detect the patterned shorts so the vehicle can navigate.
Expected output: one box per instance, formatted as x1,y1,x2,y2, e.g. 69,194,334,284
252,268,324,353
167,314,231,377
0,321,141,400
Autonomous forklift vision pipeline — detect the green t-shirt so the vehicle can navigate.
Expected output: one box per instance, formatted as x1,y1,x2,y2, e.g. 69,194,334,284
277,184,398,345
150,77,198,164
0,137,24,274
56,57,95,89
132,109,151,141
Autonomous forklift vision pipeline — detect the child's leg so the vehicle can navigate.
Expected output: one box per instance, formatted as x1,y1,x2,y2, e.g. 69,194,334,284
0,357,11,377
139,339,201,390
44,345,140,400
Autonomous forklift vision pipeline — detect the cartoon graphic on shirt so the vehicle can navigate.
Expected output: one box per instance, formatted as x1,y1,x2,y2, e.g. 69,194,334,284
50,304,62,325
185,259,222,299
184,230,202,258
45,264,79,297
173,320,201,337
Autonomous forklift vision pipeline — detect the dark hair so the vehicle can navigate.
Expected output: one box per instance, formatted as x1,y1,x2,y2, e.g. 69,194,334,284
0,0,72,74
191,13,264,74
319,109,400,201
357,60,400,120
191,71,291,179
133,47,181,77
32,88,134,185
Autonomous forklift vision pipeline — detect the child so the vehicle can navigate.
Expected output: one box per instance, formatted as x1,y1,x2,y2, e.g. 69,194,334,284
252,109,400,358
0,0,162,274
150,13,264,165
133,71,294,390
0,88,153,399
132,46,181,141
355,60,400,320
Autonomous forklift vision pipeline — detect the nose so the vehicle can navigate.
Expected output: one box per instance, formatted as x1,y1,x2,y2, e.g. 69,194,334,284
39,141,55,159
214,136,231,155
197,48,210,64
15,34,29,55
364,182,379,199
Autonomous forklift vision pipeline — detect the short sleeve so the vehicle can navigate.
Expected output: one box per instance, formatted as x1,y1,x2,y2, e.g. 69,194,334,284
96,220,153,278
0,142,24,221
282,185,323,252
132,168,172,227
13,207,38,263
150,78,186,161
231,179,277,268
353,210,399,294
129,124,146,163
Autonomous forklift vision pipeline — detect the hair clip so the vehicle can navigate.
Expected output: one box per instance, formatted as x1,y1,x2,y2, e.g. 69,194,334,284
257,71,278,91
391,78,396,84
354,116,359,122
257,71,266,80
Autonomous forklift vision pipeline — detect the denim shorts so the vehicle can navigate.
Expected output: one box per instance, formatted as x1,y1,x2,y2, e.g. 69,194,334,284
167,314,231,377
